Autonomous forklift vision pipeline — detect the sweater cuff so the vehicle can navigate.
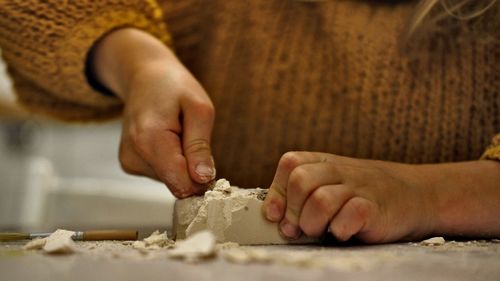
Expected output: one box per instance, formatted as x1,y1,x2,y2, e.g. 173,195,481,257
51,7,172,108
84,39,115,97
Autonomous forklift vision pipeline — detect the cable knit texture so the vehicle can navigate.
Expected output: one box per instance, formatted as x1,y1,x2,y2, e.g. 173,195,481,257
0,0,171,121
160,0,499,186
0,0,498,186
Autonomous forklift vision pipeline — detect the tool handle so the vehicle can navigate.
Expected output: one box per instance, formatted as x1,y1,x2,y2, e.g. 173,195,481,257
82,230,138,241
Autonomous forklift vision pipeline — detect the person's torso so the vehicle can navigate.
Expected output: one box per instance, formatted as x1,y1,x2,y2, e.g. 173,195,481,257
162,0,499,187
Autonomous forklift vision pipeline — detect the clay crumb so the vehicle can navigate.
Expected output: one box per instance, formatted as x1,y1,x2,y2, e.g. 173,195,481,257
42,229,76,254
223,249,253,264
247,248,273,262
216,242,240,251
212,179,232,194
420,237,446,246
168,230,216,262
143,230,173,247
132,230,174,251
224,248,272,264
23,237,46,250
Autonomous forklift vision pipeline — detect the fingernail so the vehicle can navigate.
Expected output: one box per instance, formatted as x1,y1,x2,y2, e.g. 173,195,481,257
195,163,215,182
266,203,281,221
280,220,301,239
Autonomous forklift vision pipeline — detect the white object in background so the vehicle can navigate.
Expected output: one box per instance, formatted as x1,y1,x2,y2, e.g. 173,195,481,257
19,157,58,231
43,177,175,231
13,156,175,232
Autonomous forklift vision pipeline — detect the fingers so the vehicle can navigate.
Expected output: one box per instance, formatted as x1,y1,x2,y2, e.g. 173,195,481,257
118,136,159,181
328,197,377,241
280,163,344,238
299,185,354,237
121,115,201,198
148,130,203,198
117,56,216,197
181,97,216,184
263,152,327,223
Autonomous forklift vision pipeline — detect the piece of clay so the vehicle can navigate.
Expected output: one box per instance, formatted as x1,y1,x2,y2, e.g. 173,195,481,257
132,241,150,252
247,248,273,262
143,230,173,247
132,230,174,251
421,236,446,246
23,237,47,250
42,229,76,254
223,248,272,264
222,248,253,264
174,179,317,245
168,230,216,261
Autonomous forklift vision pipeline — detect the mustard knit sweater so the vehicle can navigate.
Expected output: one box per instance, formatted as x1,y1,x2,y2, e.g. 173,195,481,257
0,0,499,186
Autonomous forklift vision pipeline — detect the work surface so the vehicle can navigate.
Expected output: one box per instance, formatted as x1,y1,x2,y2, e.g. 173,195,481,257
1,239,499,281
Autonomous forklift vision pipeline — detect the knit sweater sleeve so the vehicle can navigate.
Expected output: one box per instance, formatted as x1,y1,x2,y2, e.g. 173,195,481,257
481,134,500,161
0,1,172,121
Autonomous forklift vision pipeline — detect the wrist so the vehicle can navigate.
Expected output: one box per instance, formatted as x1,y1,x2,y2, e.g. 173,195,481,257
91,28,175,101
418,160,500,237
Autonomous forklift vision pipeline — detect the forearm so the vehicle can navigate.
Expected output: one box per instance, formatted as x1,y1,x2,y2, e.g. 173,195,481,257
419,160,500,237
91,28,177,101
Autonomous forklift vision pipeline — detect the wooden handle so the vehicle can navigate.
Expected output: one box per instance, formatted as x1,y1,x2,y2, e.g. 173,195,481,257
83,230,138,241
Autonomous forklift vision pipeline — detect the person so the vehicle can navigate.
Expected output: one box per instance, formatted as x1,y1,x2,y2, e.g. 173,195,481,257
0,0,498,243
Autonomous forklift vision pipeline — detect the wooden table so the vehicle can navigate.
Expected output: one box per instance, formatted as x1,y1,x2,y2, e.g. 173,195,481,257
1,239,499,281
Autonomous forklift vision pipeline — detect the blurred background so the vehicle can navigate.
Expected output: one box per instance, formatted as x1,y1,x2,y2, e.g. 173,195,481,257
0,49,176,234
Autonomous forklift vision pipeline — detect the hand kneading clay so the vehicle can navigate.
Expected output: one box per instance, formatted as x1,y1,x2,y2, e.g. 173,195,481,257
173,179,318,245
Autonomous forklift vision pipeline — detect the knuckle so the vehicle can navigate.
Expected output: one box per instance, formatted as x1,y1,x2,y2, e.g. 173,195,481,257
310,188,332,214
279,152,302,172
288,167,309,195
269,183,286,198
120,162,137,175
118,154,140,175
128,118,156,152
133,114,157,135
185,138,211,155
191,98,215,121
351,198,371,220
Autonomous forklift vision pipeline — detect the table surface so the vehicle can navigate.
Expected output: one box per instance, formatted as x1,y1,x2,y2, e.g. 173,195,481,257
1,238,499,281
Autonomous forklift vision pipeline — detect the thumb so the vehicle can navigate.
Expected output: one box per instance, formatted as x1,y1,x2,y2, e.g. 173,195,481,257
182,98,216,184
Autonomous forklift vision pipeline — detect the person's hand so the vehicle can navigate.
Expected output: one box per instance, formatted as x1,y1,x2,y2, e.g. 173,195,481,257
92,28,215,198
262,152,500,242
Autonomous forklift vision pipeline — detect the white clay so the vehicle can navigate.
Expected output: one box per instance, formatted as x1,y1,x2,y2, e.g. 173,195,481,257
168,230,216,261
421,237,446,246
223,248,272,264
23,237,46,250
174,179,317,245
42,229,76,254
132,230,174,251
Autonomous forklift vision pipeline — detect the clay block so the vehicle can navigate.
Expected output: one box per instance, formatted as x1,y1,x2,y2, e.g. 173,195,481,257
173,179,317,245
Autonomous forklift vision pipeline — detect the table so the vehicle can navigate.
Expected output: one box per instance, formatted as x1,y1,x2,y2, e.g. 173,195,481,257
1,239,499,281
